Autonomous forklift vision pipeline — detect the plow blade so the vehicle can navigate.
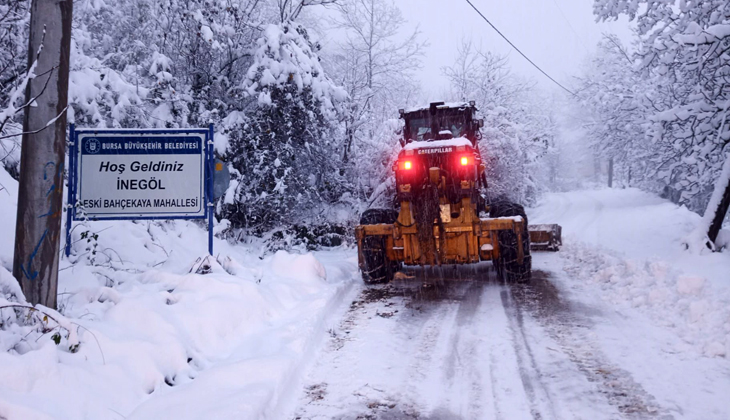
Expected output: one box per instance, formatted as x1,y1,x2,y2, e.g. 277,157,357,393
528,224,562,251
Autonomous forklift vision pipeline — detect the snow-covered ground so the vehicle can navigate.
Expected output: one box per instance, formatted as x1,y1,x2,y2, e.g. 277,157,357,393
0,168,361,419
530,188,730,419
289,188,730,419
531,188,730,358
2,173,729,419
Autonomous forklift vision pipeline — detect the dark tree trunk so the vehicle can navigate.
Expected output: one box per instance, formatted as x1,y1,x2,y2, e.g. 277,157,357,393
608,157,614,188
12,0,74,308
708,173,730,244
343,118,353,163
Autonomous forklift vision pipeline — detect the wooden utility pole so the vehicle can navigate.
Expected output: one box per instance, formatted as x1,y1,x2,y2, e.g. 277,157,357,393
13,0,73,308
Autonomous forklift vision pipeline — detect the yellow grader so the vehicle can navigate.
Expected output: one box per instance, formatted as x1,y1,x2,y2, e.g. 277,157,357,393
355,102,562,284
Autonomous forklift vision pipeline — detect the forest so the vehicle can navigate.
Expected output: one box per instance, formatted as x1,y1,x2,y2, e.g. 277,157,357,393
1,0,728,250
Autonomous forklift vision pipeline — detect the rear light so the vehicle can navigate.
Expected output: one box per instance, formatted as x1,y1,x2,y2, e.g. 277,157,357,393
395,160,415,171
460,156,469,166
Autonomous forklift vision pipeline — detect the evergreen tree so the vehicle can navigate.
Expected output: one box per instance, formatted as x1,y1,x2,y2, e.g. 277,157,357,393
222,22,347,233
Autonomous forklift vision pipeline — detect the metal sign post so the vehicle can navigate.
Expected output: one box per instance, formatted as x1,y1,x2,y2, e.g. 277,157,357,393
207,124,214,256
65,126,216,257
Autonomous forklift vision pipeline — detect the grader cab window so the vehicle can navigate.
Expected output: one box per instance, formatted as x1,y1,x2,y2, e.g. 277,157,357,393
406,114,468,141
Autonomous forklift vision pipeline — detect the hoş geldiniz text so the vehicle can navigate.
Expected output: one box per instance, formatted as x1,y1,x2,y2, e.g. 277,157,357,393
99,160,185,174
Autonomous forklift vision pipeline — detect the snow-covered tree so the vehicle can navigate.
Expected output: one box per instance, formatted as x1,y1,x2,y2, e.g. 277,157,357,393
573,35,652,189
326,0,425,203
594,0,730,249
0,1,30,178
221,22,347,233
276,0,337,23
74,0,267,128
444,41,555,205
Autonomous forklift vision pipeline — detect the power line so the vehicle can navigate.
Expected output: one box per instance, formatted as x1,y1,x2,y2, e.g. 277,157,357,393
463,0,578,97
549,0,590,53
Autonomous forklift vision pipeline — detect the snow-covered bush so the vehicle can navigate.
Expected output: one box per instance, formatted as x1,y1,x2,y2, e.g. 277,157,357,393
0,265,81,356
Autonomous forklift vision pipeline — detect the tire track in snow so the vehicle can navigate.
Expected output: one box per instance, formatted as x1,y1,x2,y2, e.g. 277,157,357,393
406,280,490,418
293,263,669,420
293,282,451,419
441,282,486,418
396,272,537,420
293,269,507,419
511,270,675,419
475,281,540,420
500,288,558,420
400,296,460,413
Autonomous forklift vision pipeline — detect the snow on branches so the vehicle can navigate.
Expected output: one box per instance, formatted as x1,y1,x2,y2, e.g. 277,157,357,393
590,3,730,199
222,22,348,234
243,22,346,121
588,0,730,249
0,1,30,177
444,41,555,205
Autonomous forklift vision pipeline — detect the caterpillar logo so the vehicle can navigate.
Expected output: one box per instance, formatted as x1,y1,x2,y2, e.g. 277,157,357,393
418,147,453,155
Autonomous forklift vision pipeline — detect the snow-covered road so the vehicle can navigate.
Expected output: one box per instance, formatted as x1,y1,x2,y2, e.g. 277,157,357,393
2,187,729,419
289,189,730,420
290,262,666,420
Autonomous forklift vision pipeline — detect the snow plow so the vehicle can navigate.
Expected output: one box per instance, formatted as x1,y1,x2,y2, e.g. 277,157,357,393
529,224,562,251
355,102,562,284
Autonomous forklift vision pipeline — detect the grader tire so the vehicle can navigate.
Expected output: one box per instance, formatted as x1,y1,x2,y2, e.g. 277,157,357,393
359,209,400,285
490,201,532,283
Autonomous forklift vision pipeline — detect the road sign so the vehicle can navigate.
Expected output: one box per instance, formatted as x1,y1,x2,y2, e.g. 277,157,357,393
76,133,206,219
213,158,231,200
65,126,216,255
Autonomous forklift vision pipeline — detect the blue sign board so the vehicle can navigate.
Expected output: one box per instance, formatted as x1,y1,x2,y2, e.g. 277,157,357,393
66,125,216,256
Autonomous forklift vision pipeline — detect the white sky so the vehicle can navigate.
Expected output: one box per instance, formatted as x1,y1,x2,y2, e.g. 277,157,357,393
392,0,633,98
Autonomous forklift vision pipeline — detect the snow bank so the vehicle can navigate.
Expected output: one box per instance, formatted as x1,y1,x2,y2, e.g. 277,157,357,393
561,242,730,358
717,228,730,249
531,188,730,358
0,168,358,419
530,188,730,289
